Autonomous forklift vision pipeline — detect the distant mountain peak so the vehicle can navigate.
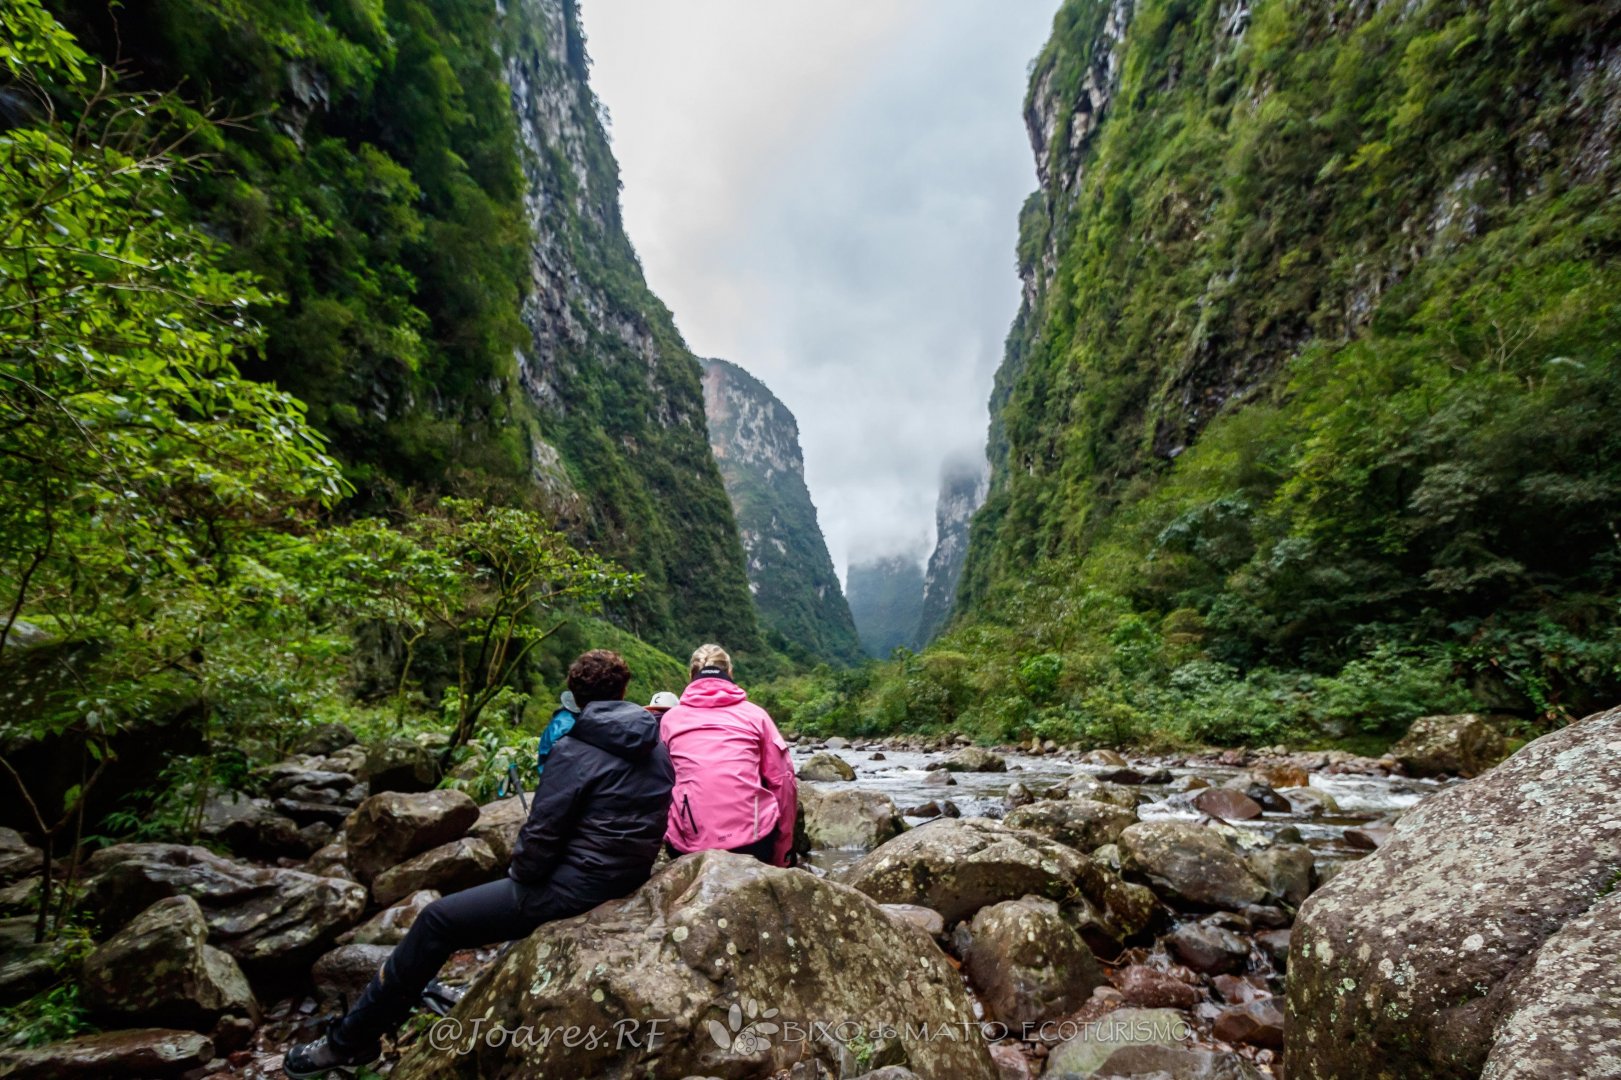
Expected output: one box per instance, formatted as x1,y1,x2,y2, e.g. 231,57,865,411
702,359,863,666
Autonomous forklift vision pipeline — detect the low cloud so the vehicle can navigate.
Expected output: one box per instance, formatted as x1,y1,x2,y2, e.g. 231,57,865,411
582,0,1058,580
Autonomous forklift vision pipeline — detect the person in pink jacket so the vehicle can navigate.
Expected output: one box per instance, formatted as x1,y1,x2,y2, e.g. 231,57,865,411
661,643,797,867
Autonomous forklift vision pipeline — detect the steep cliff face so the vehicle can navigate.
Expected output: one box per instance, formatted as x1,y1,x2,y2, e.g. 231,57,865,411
498,0,762,654
55,0,764,657
954,0,1621,712
917,458,989,646
701,360,864,666
847,557,925,661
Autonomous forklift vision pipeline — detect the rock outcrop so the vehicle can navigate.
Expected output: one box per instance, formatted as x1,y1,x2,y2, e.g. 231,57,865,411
81,844,366,975
702,358,864,666
391,852,998,1079
1287,705,1621,1078
916,456,989,645
846,555,925,659
1390,712,1510,778
499,0,762,652
798,786,905,850
80,896,256,1031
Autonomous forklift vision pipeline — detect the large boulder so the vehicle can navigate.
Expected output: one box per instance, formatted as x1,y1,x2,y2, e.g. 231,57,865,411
196,793,311,860
312,942,393,1007
0,917,73,1007
1191,787,1263,821
938,746,1006,773
0,1029,214,1079
343,789,478,884
1043,1007,1194,1077
370,837,501,906
964,897,1105,1028
363,736,442,793
81,844,366,975
1052,774,1142,809
1287,706,1621,1078
1480,890,1621,1078
798,786,905,850
466,796,526,865
1213,997,1285,1050
257,759,366,807
339,889,440,946
1117,822,1268,910
1003,798,1136,854
80,896,255,1030
838,818,1154,946
391,852,999,1079
798,751,856,781
1390,712,1509,778
1244,843,1315,908
1165,921,1251,976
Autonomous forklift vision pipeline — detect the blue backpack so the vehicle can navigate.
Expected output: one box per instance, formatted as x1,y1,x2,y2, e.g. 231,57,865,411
533,705,577,780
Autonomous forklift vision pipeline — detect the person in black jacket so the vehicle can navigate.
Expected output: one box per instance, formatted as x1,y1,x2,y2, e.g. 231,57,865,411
284,650,674,1078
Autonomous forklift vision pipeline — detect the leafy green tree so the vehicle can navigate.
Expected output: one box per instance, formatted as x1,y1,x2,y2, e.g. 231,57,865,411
0,0,343,939
320,498,641,756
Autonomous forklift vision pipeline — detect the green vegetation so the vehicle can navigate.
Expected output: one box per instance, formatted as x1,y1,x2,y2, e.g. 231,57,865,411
767,0,1621,747
846,556,925,660
0,0,695,949
45,0,763,656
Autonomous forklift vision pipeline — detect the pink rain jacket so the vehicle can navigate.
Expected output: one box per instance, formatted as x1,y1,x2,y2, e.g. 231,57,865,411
660,677,797,867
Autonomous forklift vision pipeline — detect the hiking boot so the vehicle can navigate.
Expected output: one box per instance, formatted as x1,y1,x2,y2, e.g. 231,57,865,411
282,1021,380,1078
420,978,466,1017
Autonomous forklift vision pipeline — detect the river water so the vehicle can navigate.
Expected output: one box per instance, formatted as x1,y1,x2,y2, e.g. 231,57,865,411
788,744,1446,876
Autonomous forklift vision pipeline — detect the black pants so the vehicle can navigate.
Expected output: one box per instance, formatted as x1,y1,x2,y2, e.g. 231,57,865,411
332,877,579,1050
665,829,777,864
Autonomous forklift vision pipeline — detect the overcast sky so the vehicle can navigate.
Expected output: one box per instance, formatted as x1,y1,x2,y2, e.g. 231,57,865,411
579,1,1059,581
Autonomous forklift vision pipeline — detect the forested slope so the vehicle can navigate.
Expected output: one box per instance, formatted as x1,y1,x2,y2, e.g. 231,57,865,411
769,0,1621,745
48,0,761,654
954,0,1621,726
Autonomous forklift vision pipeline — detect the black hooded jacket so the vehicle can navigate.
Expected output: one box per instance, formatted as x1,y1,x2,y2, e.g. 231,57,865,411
508,699,675,903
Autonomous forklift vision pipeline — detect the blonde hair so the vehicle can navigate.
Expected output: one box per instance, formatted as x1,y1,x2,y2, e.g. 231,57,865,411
689,643,733,681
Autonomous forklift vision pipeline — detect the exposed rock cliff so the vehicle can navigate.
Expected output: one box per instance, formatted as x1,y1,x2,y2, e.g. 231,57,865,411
701,359,863,665
917,456,989,645
954,0,1621,714
499,0,762,653
54,0,764,657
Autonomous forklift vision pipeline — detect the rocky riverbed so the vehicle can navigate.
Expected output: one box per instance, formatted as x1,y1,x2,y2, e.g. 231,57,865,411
2,708,1615,1080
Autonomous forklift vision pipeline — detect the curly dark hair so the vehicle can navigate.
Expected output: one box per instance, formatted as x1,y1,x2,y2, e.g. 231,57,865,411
567,649,631,707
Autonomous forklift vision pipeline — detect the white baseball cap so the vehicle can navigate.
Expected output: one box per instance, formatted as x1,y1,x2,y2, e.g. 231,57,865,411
648,692,680,711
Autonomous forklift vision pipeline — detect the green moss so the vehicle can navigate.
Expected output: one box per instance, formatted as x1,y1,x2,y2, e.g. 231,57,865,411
948,0,1621,740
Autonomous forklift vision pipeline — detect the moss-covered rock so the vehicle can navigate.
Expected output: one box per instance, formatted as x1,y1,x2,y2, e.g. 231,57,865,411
80,896,256,1031
1287,706,1621,1078
1390,713,1510,778
391,851,998,1079
838,817,1153,944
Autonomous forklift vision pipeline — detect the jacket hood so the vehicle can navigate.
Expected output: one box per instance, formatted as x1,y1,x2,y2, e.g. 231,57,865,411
570,699,662,760
679,677,748,709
